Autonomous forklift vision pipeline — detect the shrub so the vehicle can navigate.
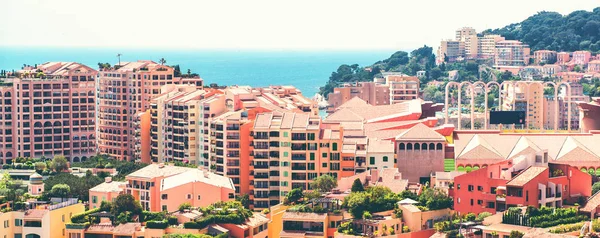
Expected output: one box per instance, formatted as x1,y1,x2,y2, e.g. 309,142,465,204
476,212,492,221
178,202,192,212
71,208,100,223
261,208,270,214
95,164,105,169
2,164,9,169
549,222,584,234
167,216,178,226
142,211,165,222
184,221,202,229
363,211,372,219
465,213,476,221
15,164,22,169
146,220,168,229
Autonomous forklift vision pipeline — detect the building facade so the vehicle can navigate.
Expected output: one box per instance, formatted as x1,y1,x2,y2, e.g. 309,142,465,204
97,61,203,162
0,62,97,163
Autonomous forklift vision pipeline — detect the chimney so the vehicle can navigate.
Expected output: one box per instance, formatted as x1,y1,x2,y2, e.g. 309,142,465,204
105,177,112,183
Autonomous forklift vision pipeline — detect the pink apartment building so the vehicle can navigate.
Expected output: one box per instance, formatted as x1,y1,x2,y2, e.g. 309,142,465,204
97,61,203,162
533,50,557,64
0,62,97,163
571,51,592,65
90,163,236,212
588,60,600,72
556,52,571,65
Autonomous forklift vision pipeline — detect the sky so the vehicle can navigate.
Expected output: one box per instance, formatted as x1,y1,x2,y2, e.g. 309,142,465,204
1,0,598,50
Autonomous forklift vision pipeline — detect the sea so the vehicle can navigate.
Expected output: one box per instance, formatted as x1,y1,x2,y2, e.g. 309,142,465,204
0,47,397,97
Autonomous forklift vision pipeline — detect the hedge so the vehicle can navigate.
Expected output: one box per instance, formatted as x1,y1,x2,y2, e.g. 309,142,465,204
550,222,584,234
71,208,100,223
183,214,247,230
146,220,169,229
168,216,178,226
141,211,165,222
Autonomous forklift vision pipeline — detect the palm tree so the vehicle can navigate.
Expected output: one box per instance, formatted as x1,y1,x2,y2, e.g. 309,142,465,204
159,58,166,65
117,53,122,66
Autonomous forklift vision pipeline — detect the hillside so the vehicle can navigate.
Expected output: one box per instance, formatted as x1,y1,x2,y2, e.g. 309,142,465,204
483,8,600,52
319,7,600,98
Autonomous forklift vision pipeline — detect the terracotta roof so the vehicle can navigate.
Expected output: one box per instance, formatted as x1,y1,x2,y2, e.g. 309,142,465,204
113,223,141,235
367,139,394,153
86,224,115,233
375,168,408,193
506,166,547,187
24,209,47,219
555,137,600,162
507,136,541,159
126,164,192,179
161,169,235,191
481,223,532,233
457,135,504,160
395,123,445,141
90,181,127,193
338,97,369,108
243,213,270,227
581,191,600,213
401,204,421,213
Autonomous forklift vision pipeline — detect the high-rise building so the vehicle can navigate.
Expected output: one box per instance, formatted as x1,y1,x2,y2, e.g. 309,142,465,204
436,40,465,64
0,62,97,163
533,50,557,64
501,82,543,128
97,61,202,162
494,40,531,69
455,27,477,41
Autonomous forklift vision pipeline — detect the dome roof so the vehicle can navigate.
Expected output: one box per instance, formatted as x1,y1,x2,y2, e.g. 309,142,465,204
29,172,43,184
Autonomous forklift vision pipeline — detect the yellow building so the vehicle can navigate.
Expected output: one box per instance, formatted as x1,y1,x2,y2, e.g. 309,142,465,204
1,199,85,238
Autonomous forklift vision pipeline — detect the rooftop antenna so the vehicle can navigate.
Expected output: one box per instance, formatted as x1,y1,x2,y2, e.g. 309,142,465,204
117,53,122,66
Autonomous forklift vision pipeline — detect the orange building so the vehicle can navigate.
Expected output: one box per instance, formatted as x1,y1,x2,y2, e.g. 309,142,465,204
97,61,203,162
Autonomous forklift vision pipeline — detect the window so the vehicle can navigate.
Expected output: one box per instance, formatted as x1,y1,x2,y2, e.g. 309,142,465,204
477,186,483,191
283,132,288,137
477,200,483,205
468,185,474,191
14,219,22,226
470,199,474,206
383,156,388,162
3,220,8,228
322,163,327,168
457,184,461,190
161,194,168,200
487,202,495,209
187,194,192,199
332,143,338,151
491,187,497,194
370,157,375,165
198,195,201,200
162,205,167,211
92,196,97,203
322,153,327,158
283,152,288,157
283,171,288,177
310,153,315,160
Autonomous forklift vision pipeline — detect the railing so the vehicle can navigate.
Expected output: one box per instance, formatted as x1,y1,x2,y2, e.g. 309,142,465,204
48,198,78,211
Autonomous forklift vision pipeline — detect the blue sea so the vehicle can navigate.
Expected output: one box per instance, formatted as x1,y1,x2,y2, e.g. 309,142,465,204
0,47,397,97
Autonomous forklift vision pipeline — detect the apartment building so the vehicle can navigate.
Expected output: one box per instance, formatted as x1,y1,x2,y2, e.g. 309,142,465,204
0,62,97,164
436,27,505,64
501,82,544,129
383,74,420,104
0,199,85,238
588,60,600,72
494,40,531,69
556,52,571,65
88,177,127,209
326,82,390,109
544,82,589,130
436,40,464,64
533,50,557,64
453,150,591,215
150,85,225,166
97,61,203,162
571,51,592,65
122,163,235,212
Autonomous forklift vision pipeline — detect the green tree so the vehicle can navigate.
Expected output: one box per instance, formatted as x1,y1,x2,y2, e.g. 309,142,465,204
345,191,369,218
310,174,337,193
509,230,524,238
50,184,71,201
178,202,192,211
159,58,166,65
592,182,600,195
351,178,364,192
51,155,69,172
285,188,303,205
112,194,142,219
235,193,250,208
43,173,102,202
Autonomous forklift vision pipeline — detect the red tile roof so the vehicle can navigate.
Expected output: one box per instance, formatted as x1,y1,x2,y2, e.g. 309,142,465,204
506,166,547,187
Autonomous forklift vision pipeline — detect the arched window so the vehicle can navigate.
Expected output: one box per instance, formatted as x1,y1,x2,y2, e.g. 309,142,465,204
407,143,413,150
399,143,405,150
429,143,435,151
422,143,428,150
43,122,52,127
436,143,443,150
26,234,41,238
34,122,42,127
53,121,62,127
6,152,12,158
4,92,11,97
415,143,420,150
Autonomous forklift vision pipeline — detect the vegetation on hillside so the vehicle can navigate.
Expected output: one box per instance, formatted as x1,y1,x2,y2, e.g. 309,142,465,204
483,8,600,52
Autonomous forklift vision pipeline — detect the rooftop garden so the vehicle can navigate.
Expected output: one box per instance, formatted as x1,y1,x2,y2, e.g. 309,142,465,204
502,206,588,228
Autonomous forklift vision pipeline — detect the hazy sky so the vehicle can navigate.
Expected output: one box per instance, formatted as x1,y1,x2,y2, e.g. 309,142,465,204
1,0,597,50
